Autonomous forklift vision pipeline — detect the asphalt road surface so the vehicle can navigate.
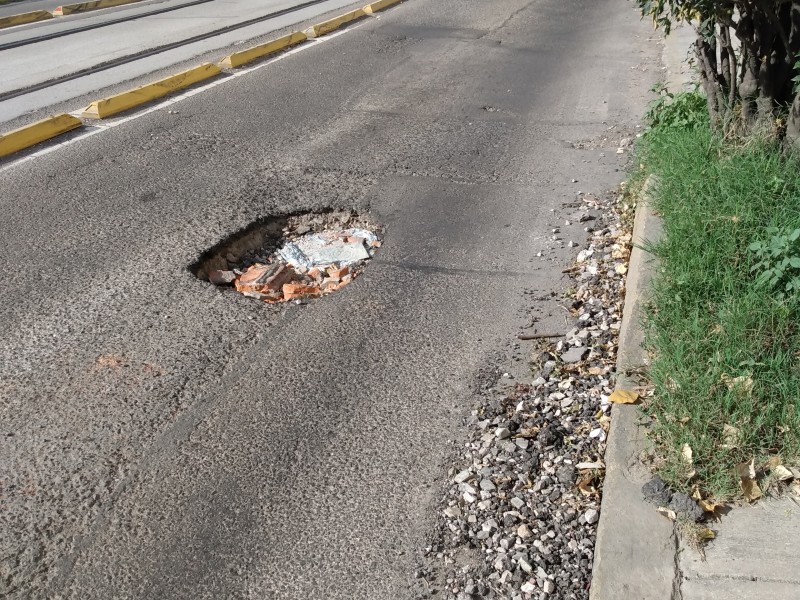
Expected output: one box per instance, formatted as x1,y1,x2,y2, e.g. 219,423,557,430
0,0,659,597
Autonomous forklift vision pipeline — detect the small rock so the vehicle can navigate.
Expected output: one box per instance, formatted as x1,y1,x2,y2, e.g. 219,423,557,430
208,270,237,285
496,427,512,440
445,506,462,519
480,479,497,491
642,476,672,506
454,470,472,484
669,492,704,522
584,509,599,525
560,346,589,363
521,582,536,594
517,524,532,539
556,465,576,485
518,557,533,573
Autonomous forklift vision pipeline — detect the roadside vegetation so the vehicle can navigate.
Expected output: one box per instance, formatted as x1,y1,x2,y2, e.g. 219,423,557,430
635,88,800,501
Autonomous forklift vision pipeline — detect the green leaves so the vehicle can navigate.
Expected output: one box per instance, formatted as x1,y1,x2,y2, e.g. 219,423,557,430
749,227,800,299
645,88,708,132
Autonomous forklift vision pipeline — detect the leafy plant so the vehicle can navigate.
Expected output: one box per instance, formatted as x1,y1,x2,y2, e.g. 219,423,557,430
644,86,708,132
749,227,800,297
635,0,800,144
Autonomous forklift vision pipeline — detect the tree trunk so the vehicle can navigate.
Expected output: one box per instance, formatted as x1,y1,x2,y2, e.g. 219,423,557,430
785,93,800,147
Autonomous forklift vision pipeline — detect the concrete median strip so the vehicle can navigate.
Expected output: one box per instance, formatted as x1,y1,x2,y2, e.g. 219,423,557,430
304,8,366,38
219,31,307,69
81,63,222,119
0,9,52,29
0,114,82,158
363,0,402,14
53,0,145,16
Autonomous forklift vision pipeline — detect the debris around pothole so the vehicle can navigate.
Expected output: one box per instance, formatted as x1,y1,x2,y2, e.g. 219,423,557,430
204,212,382,304
416,192,634,600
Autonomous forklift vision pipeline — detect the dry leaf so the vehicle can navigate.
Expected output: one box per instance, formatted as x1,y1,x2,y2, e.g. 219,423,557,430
588,367,605,376
773,465,794,481
721,424,740,450
577,473,598,496
697,527,716,540
682,443,693,466
615,264,628,275
598,414,611,433
699,498,723,513
575,461,605,470
679,416,691,425
721,373,753,395
736,459,756,480
742,478,762,502
609,389,639,404
737,459,762,502
657,506,677,521
681,443,697,480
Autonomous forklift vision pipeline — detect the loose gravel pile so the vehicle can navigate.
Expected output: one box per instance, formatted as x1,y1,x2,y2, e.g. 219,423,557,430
418,192,635,600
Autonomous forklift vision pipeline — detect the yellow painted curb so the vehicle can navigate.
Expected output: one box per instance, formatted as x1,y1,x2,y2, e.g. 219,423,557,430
0,10,52,29
81,63,222,119
54,0,144,16
220,31,307,69
0,114,82,158
304,8,366,38
363,0,402,14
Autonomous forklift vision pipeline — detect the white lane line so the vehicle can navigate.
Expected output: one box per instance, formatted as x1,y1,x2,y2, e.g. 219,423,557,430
0,18,372,174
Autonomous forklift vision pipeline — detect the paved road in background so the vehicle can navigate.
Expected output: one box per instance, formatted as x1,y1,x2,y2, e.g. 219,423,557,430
0,0,67,17
0,0,357,123
0,0,659,597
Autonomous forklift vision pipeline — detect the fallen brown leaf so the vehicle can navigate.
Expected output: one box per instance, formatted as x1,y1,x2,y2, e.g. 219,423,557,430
609,389,639,404
721,424,740,450
577,473,598,496
697,527,716,540
737,459,762,502
721,373,753,395
773,465,794,482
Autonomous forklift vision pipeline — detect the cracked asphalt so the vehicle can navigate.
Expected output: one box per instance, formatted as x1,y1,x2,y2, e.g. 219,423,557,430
0,0,659,597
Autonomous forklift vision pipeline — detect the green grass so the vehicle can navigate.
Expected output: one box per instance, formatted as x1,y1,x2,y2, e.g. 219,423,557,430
637,107,800,500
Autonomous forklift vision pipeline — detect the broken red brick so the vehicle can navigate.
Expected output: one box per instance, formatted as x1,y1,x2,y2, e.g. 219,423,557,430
308,267,322,279
282,283,322,300
327,265,350,280
236,263,295,294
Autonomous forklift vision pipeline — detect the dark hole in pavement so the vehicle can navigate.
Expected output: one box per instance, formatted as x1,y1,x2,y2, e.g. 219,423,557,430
191,210,383,303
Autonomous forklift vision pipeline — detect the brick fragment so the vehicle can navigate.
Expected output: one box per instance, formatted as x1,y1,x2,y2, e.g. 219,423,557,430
282,283,322,300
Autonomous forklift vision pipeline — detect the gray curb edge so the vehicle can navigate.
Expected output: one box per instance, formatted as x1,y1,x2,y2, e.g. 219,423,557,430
589,180,680,600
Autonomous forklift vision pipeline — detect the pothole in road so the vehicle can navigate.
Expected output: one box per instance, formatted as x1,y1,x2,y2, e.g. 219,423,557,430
192,211,383,304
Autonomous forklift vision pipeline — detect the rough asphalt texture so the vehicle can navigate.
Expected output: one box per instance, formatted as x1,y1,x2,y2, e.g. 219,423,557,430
0,0,658,597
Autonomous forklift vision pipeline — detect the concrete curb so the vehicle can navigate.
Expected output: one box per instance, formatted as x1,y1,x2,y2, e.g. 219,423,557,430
81,63,222,119
0,113,82,158
304,7,367,38
0,9,52,29
53,0,145,16
219,31,307,69
363,0,402,14
1,0,407,159
590,180,679,600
